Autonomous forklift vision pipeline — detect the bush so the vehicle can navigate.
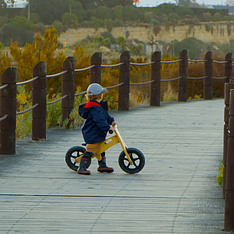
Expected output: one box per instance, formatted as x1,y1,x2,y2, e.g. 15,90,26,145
173,37,207,58
11,16,35,31
1,23,34,46
52,20,64,34
9,28,66,95
62,13,78,28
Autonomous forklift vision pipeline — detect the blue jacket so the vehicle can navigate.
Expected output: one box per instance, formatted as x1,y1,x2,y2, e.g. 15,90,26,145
78,101,114,144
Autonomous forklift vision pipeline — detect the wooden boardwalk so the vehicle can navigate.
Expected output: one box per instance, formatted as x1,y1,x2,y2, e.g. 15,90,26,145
0,99,224,233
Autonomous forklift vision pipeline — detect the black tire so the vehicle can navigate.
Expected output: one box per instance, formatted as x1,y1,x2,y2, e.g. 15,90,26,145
118,147,145,174
65,146,86,171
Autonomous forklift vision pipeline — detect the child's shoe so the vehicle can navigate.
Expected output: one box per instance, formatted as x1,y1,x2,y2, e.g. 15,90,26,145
77,152,92,175
97,155,114,173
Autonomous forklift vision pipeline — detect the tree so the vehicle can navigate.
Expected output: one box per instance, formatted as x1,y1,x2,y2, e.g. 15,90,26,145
202,12,212,22
168,12,179,23
1,23,34,46
62,13,78,28
116,35,126,52
176,0,199,7
0,0,6,8
0,16,9,29
213,12,222,21
30,0,67,24
0,15,35,46
9,28,66,90
173,37,206,58
112,5,123,21
11,16,35,31
144,11,155,23
175,6,194,19
95,6,112,20
52,20,63,34
123,5,142,21
78,0,132,9
66,0,86,21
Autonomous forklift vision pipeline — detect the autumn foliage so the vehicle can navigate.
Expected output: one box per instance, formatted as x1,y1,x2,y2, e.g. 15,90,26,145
0,28,228,139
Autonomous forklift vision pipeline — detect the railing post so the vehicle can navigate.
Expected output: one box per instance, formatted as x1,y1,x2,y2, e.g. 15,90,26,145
178,50,188,102
90,52,102,84
204,51,213,100
225,53,232,84
119,51,130,111
150,51,161,106
223,83,234,197
32,62,47,141
224,89,234,231
0,67,17,154
62,56,75,124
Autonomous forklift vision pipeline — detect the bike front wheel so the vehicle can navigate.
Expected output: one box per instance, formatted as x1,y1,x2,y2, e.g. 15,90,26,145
118,147,145,174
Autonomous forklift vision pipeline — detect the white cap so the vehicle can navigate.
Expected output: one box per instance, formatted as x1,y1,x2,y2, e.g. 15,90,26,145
87,83,108,96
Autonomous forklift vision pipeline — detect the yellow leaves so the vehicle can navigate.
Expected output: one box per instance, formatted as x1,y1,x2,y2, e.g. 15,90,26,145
188,94,202,100
17,86,30,106
74,44,91,68
17,92,27,105
216,164,224,186
7,28,67,96
161,54,178,80
0,53,11,76
9,41,21,62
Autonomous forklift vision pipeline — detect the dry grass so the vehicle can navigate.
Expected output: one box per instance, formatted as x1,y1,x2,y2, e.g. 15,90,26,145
162,84,177,102
129,88,150,107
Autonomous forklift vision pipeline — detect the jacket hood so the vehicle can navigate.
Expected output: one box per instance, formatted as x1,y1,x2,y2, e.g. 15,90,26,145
79,101,108,119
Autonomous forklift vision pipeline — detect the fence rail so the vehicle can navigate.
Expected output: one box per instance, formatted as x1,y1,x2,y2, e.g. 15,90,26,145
0,50,233,155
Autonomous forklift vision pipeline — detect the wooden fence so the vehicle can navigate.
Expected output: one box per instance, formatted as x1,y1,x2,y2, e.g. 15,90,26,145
0,49,234,230
224,83,234,231
0,49,233,155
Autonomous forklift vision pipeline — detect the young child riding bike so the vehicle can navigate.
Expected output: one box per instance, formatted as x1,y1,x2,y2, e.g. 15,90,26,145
78,83,117,175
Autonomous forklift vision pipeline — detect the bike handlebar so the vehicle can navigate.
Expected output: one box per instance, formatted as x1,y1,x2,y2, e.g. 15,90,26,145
109,123,117,134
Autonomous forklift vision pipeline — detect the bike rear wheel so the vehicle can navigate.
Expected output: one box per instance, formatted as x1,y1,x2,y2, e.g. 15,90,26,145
65,146,86,171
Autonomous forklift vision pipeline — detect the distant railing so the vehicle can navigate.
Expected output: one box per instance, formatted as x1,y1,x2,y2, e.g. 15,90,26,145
0,50,233,155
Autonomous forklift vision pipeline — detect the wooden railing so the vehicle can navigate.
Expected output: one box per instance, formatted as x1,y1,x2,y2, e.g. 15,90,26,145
0,50,233,155
224,84,234,231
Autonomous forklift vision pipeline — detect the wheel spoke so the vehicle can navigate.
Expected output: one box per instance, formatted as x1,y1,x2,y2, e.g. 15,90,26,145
132,157,139,167
128,153,138,168
124,157,131,167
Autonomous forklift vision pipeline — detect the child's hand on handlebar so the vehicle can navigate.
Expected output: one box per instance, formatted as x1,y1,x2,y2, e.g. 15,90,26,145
109,121,117,134
111,121,117,126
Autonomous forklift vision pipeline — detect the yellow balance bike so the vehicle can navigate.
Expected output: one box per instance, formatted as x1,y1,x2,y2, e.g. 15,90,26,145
65,125,145,174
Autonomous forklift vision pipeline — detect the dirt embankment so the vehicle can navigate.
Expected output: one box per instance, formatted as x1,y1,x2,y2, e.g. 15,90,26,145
59,22,234,46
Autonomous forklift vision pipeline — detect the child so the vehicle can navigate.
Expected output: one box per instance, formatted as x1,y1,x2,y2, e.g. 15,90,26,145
78,83,117,175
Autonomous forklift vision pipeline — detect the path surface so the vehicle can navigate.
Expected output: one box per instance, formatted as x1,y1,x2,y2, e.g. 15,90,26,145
0,99,224,233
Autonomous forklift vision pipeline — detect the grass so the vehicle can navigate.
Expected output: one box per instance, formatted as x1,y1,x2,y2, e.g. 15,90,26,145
216,162,224,186
16,87,85,140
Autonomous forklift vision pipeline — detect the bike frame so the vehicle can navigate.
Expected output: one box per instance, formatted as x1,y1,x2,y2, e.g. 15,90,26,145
75,125,133,165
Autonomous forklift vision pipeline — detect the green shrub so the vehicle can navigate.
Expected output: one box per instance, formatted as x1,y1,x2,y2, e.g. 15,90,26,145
216,163,224,186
